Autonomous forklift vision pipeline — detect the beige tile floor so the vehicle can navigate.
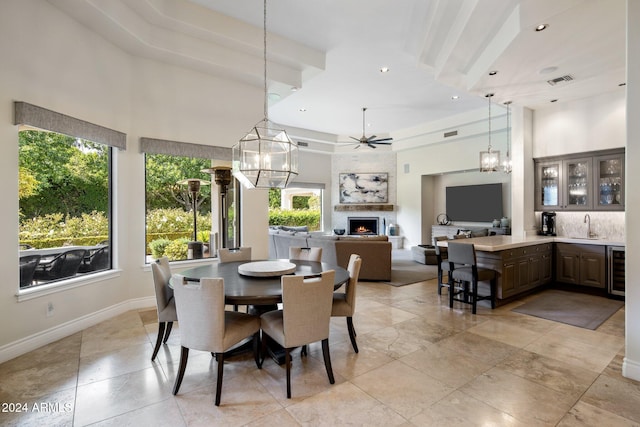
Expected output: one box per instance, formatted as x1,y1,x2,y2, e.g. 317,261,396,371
1,277,636,427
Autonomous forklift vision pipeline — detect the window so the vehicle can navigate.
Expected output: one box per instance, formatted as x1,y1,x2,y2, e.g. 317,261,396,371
145,153,213,262
140,138,238,263
15,102,124,291
18,129,112,288
269,185,324,231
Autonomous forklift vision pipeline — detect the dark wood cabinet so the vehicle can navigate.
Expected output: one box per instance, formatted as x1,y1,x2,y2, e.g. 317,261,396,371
555,243,605,288
476,243,553,300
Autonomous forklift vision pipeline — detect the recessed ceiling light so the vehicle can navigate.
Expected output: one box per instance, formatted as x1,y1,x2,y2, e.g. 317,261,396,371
267,92,281,101
550,99,558,103
291,86,298,92
489,70,498,76
380,67,390,73
298,107,307,112
535,24,548,32
451,95,459,100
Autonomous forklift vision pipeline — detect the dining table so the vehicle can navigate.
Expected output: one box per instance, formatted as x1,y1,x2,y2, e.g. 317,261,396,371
169,259,350,364
170,259,349,307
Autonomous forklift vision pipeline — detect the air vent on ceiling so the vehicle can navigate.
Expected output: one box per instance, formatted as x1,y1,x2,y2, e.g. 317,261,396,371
547,75,574,86
444,130,458,138
297,141,309,147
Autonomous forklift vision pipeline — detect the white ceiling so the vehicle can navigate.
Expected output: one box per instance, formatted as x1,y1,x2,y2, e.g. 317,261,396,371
49,0,626,144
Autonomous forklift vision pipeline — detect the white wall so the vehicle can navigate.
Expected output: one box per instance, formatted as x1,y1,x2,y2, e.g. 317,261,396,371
624,0,640,382
533,90,626,158
0,0,270,357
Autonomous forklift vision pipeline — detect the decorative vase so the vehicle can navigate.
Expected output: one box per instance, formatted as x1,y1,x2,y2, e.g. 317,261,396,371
492,219,500,228
500,217,510,228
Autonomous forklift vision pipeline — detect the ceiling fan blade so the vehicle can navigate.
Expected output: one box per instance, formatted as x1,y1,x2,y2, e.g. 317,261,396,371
371,141,392,145
367,143,378,149
366,135,377,141
349,136,360,142
371,137,393,143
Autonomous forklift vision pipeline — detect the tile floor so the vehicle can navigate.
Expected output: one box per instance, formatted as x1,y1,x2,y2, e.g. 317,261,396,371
1,277,637,426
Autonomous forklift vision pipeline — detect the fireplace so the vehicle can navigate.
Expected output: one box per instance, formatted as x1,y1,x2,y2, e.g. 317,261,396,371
348,217,379,235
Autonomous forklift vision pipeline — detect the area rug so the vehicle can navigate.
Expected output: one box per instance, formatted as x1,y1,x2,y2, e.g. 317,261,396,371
383,258,439,287
512,289,624,330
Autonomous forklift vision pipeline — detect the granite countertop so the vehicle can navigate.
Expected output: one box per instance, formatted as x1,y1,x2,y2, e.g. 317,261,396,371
438,235,625,252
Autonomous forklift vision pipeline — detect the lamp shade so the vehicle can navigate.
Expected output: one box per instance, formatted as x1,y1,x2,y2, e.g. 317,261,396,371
232,118,299,189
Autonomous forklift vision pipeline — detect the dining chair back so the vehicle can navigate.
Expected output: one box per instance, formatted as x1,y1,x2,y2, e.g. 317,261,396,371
171,274,261,406
19,254,41,288
33,249,87,282
218,247,252,262
150,257,177,361
447,242,496,314
260,270,336,398
288,246,322,262
331,254,362,352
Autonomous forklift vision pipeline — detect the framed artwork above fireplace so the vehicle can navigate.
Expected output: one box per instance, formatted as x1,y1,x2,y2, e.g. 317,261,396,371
339,172,388,204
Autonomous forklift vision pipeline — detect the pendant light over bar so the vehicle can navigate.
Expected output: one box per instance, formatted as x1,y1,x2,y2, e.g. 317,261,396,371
479,93,500,172
232,0,298,189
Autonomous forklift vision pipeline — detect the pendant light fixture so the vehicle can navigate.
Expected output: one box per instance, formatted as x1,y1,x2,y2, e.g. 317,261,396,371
232,0,298,189
479,93,500,172
502,101,513,174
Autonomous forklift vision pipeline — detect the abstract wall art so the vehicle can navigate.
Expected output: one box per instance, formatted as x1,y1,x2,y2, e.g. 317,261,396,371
339,172,388,203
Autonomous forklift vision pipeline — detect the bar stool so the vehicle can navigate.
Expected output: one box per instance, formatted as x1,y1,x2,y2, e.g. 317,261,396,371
447,241,496,314
433,236,450,295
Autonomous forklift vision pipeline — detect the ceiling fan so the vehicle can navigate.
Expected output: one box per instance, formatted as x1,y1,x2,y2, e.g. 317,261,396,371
348,107,393,149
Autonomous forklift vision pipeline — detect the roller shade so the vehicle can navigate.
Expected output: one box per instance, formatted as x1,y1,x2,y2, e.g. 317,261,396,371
14,102,126,149
140,137,231,160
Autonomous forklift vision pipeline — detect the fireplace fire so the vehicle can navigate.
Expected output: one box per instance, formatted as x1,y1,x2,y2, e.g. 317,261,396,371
348,217,379,235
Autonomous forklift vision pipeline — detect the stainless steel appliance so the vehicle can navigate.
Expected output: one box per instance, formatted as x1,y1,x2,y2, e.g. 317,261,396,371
541,212,556,235
607,246,625,297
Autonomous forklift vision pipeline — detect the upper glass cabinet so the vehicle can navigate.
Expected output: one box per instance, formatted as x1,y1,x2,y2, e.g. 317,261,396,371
535,149,624,212
594,153,624,210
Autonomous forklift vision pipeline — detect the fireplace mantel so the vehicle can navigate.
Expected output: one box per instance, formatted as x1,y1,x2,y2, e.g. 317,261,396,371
334,204,394,212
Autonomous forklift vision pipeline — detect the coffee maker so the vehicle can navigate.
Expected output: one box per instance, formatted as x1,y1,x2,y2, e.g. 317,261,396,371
541,212,556,236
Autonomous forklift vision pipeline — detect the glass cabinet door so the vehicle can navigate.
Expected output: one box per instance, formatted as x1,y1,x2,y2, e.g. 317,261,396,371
564,158,591,209
536,162,561,210
595,154,624,210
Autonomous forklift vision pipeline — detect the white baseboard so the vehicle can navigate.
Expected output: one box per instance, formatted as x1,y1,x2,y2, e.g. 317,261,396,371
0,296,156,364
623,356,640,382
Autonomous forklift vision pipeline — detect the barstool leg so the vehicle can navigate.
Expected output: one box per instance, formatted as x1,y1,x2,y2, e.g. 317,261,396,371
471,278,478,315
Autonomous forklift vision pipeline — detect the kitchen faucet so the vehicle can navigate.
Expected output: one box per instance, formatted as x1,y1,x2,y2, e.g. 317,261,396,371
584,214,594,238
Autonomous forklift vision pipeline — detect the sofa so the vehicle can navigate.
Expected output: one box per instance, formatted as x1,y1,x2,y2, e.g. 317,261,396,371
268,227,392,281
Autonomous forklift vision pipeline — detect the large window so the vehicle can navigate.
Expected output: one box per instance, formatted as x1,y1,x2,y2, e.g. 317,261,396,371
142,139,239,263
144,153,212,262
269,185,323,231
18,129,112,288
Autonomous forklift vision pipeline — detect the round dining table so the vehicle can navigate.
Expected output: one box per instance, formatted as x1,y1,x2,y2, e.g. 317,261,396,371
170,259,349,307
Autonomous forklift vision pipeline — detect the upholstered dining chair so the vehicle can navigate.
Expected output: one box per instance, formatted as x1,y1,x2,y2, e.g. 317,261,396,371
260,270,336,399
288,246,322,262
218,247,252,262
331,254,362,353
447,241,496,314
150,257,177,361
171,274,261,406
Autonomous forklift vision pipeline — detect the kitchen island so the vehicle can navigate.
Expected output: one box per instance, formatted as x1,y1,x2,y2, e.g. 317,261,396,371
436,235,622,303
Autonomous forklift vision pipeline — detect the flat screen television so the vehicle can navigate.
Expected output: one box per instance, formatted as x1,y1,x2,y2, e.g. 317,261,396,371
446,183,503,222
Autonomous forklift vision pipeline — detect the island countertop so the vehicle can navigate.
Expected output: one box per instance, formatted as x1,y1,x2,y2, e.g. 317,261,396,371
436,235,624,252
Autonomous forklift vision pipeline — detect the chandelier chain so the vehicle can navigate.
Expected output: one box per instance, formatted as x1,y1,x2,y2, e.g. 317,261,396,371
263,0,268,121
